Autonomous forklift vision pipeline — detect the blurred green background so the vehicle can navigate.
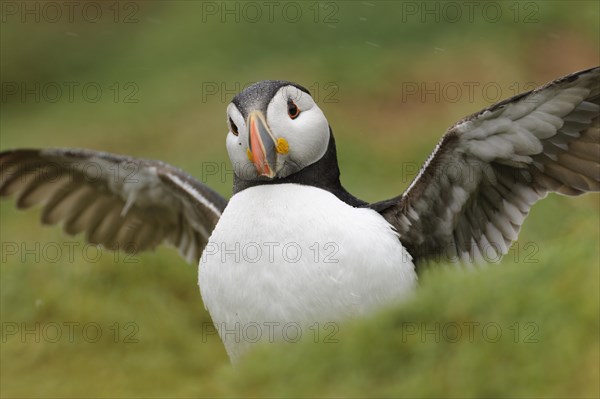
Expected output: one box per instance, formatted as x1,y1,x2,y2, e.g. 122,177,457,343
1,1,598,397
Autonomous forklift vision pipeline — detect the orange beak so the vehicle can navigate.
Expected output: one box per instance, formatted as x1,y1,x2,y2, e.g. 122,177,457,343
248,111,277,178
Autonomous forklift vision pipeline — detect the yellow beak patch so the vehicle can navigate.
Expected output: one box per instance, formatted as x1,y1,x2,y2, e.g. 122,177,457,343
276,138,289,155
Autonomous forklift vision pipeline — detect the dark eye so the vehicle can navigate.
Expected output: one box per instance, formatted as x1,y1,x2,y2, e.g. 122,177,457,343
229,117,239,136
287,100,300,119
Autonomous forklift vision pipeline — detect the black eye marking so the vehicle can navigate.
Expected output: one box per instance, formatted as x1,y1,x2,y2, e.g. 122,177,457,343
287,100,300,120
229,117,239,136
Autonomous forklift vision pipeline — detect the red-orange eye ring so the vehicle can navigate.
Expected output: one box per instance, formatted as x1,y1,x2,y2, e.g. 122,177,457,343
287,100,300,119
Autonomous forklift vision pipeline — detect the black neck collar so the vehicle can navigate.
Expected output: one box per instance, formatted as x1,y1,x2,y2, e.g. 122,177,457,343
232,129,366,207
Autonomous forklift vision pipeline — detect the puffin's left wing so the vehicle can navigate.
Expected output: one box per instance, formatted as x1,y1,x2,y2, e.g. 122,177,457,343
0,149,228,264
372,67,599,264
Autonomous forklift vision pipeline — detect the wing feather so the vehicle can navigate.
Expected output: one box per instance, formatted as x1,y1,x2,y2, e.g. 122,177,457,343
0,149,228,264
373,67,599,265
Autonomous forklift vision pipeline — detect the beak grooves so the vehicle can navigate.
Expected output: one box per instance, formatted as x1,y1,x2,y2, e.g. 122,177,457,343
248,111,277,178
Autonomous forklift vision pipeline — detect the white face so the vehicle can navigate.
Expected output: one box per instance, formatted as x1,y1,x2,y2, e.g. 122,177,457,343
226,85,330,180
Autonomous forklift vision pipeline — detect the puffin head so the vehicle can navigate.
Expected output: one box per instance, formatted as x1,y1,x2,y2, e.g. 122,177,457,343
225,80,330,180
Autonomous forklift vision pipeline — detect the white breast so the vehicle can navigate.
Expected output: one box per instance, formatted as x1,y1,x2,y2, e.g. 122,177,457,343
198,184,416,361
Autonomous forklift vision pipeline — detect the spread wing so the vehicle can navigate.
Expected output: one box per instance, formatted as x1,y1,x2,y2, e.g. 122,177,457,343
372,67,599,265
0,149,228,264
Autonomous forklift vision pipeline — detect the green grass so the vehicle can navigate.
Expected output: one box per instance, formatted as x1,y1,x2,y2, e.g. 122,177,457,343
225,234,600,398
1,1,599,397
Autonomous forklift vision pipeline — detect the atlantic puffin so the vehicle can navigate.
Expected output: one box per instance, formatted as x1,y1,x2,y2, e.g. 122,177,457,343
1,67,598,361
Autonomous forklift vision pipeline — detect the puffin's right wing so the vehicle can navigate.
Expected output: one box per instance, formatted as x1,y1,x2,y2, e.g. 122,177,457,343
372,67,599,265
0,149,228,264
